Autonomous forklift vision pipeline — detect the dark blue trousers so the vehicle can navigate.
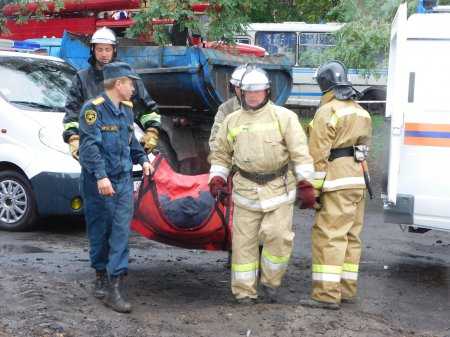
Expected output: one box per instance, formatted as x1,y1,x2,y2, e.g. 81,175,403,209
81,170,133,277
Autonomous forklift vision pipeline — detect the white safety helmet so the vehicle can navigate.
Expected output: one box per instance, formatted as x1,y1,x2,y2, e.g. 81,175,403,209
90,27,117,45
240,67,270,92
229,65,247,87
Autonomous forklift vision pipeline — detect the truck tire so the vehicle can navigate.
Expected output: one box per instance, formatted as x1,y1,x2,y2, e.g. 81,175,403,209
0,170,37,231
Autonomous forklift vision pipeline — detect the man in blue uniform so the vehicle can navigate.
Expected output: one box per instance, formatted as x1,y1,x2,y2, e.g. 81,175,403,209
79,61,153,313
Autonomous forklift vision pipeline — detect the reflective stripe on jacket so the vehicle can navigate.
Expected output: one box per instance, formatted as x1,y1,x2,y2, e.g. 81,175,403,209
308,92,372,192
209,101,314,212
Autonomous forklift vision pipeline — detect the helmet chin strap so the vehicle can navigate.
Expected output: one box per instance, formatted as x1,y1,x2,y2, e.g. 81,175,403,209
242,89,270,111
90,45,117,67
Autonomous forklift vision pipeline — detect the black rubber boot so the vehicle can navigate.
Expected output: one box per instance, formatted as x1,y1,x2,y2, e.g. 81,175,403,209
299,298,340,310
341,297,357,304
261,285,278,303
104,275,132,313
93,270,108,299
235,297,257,305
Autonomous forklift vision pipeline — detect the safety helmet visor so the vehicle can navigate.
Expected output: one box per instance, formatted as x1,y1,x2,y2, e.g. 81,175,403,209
230,65,247,87
240,68,270,92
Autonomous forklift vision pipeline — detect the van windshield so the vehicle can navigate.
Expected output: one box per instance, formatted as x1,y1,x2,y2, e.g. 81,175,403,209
0,56,75,112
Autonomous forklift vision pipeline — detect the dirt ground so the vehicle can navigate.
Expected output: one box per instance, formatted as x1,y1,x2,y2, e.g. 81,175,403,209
0,118,449,337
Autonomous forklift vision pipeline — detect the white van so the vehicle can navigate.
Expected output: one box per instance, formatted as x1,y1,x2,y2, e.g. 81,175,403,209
383,3,450,233
0,50,143,231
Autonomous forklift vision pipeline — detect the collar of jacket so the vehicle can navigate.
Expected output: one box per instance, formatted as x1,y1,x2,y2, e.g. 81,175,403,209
102,93,127,116
88,65,104,82
319,91,335,106
242,100,272,115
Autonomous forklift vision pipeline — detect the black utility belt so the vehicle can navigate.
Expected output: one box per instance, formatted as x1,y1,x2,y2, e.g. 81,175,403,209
237,165,288,185
328,147,354,161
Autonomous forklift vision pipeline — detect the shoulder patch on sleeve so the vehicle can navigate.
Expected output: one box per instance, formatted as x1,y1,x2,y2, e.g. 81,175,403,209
121,100,133,108
84,109,97,125
92,97,105,106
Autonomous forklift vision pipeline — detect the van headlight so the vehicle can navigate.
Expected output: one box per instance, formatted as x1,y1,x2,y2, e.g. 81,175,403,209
39,127,70,155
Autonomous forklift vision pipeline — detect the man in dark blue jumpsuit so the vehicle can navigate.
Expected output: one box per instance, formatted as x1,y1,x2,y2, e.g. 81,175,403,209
79,61,153,313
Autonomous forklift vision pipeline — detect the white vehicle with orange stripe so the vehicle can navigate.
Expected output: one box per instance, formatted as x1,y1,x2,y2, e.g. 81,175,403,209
383,3,450,232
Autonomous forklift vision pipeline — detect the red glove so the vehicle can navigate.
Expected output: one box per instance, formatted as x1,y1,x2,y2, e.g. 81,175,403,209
296,180,316,209
209,176,227,199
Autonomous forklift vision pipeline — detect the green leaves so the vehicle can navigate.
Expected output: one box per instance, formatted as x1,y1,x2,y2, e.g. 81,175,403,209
127,0,252,44
0,0,65,33
322,0,418,73
126,1,196,45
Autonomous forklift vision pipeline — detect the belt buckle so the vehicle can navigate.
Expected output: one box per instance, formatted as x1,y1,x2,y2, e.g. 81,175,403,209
256,175,265,185
258,173,273,185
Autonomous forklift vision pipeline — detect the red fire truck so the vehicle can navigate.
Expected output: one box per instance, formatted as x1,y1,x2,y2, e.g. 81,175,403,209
1,0,265,57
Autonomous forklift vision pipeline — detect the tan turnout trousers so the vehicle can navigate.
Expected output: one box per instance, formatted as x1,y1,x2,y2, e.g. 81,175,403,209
231,203,295,299
311,189,365,303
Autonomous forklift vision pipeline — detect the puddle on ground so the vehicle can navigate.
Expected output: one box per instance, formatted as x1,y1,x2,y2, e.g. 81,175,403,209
0,244,52,255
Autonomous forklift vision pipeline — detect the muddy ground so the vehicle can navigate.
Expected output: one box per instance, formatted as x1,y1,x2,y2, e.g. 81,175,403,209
0,118,449,337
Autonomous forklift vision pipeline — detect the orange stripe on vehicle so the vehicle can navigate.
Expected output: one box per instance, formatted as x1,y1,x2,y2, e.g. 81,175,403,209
404,137,450,147
405,123,450,132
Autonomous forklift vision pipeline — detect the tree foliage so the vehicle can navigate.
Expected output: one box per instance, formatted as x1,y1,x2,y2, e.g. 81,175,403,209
320,0,417,72
128,0,255,44
0,0,64,33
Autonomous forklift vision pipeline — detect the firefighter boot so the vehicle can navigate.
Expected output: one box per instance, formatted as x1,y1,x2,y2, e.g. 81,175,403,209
261,285,278,303
93,270,108,299
299,298,340,310
341,297,357,304
104,275,132,313
235,297,257,305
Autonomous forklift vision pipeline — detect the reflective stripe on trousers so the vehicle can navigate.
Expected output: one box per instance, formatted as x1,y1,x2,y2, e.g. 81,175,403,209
311,189,365,303
261,248,289,272
231,261,259,282
342,262,359,281
312,264,342,282
231,203,294,299
311,263,359,282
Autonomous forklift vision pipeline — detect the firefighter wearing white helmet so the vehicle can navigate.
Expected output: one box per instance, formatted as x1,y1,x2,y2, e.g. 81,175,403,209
63,27,161,161
208,65,316,303
209,64,247,153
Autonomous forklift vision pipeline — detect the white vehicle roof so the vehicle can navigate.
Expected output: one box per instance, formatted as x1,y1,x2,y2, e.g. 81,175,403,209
406,13,450,39
0,50,64,63
244,22,343,33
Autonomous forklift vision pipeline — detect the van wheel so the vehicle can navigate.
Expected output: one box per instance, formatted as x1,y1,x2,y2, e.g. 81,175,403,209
0,171,37,231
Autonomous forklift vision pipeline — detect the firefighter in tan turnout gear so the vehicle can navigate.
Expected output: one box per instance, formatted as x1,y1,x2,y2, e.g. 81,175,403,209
208,66,316,304
300,61,372,310
208,64,246,152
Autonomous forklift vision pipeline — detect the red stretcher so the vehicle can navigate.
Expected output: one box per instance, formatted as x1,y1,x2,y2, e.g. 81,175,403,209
132,155,232,251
